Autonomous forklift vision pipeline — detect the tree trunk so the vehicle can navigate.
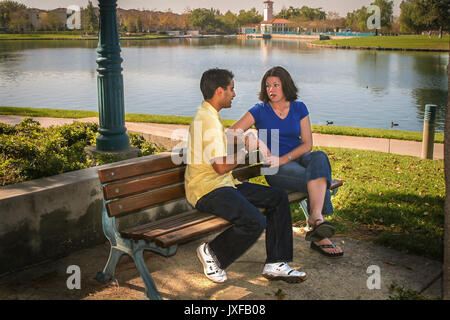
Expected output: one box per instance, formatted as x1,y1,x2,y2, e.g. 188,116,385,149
444,51,450,299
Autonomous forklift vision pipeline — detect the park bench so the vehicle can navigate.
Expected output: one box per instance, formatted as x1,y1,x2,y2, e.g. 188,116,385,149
95,150,343,300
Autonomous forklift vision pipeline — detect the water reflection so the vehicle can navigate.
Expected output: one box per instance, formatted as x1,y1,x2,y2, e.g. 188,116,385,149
0,38,447,132
412,88,447,131
355,51,391,96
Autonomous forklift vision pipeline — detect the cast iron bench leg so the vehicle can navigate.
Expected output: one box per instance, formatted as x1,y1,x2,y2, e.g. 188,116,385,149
132,248,162,300
95,246,124,284
299,199,310,229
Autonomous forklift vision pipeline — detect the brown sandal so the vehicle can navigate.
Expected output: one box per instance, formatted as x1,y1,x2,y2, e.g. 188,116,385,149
305,219,335,242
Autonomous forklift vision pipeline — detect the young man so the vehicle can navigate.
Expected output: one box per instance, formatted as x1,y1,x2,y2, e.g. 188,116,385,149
184,68,307,283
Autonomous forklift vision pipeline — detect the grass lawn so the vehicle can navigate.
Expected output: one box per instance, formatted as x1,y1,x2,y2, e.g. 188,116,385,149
251,146,445,261
0,106,444,143
312,35,450,51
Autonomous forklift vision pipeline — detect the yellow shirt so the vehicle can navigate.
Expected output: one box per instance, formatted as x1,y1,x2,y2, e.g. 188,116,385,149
184,101,241,207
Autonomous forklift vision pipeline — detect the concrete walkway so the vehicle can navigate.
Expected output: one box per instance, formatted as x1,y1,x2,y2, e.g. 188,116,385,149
0,229,443,300
0,115,444,159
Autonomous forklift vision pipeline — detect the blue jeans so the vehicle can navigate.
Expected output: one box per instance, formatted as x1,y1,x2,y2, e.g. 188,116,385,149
265,151,334,216
195,182,293,270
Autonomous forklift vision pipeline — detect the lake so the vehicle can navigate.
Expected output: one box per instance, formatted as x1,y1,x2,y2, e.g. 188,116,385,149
0,38,448,132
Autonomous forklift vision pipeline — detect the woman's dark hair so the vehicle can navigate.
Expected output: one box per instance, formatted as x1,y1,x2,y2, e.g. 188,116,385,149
200,68,234,100
259,66,298,102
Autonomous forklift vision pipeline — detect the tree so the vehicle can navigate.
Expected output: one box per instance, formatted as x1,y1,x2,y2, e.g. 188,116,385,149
135,12,142,32
345,1,393,32
0,0,26,28
123,16,136,33
8,10,29,32
236,8,262,27
40,12,64,31
217,10,238,33
427,0,450,38
188,8,216,31
83,0,98,34
370,0,394,32
400,0,450,36
159,12,178,31
276,6,326,21
444,50,450,300
345,7,371,31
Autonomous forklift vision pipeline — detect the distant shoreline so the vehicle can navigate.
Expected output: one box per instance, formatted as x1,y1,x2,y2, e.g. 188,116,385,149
2,34,449,53
0,35,174,41
0,34,228,41
309,43,449,52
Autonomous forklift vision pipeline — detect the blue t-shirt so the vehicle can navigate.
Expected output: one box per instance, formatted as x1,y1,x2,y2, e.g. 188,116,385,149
249,101,309,157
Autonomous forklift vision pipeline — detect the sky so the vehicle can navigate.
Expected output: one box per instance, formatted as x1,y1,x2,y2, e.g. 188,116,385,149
13,0,403,17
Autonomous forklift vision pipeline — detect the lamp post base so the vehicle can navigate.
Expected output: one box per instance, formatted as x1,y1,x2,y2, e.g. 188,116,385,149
85,145,141,162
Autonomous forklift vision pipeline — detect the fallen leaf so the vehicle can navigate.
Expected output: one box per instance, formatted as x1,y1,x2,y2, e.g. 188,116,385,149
274,289,286,300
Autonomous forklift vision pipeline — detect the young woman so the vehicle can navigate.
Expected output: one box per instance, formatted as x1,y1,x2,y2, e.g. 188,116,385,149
231,66,343,258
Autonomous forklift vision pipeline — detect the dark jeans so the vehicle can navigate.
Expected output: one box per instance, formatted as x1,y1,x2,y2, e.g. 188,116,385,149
195,182,293,270
265,151,334,216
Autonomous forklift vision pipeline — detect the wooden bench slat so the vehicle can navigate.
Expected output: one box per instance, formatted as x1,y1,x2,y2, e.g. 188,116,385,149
120,209,200,234
98,153,181,184
120,210,209,235
106,183,186,217
154,217,232,248
121,212,216,241
103,167,186,200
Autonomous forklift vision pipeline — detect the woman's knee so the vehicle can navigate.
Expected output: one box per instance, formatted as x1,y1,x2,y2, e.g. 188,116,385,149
311,150,329,162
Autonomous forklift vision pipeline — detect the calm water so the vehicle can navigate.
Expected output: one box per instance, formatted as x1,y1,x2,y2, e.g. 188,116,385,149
0,38,448,132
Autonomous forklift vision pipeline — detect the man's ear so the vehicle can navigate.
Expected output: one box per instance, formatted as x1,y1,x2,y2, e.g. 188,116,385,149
215,86,224,97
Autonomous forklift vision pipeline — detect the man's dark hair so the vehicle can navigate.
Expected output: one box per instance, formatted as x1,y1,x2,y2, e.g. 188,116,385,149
259,66,298,103
200,68,234,100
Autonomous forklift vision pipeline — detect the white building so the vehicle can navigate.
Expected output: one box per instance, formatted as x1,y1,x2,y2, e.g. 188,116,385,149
259,1,292,34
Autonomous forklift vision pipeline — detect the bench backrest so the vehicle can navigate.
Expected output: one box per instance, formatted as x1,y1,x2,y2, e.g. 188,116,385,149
97,151,263,218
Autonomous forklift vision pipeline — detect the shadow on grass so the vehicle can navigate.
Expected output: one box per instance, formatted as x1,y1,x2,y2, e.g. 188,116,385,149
334,190,444,261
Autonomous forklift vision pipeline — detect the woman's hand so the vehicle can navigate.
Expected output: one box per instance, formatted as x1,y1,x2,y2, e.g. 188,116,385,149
264,155,282,168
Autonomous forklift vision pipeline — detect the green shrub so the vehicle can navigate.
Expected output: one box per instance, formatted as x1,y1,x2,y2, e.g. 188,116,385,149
0,119,163,185
129,133,164,156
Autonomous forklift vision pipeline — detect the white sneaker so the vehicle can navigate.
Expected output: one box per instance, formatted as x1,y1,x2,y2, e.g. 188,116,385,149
262,262,308,283
196,243,227,283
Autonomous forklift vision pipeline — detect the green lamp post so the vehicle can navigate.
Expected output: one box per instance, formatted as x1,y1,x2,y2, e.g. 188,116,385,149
95,0,131,152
